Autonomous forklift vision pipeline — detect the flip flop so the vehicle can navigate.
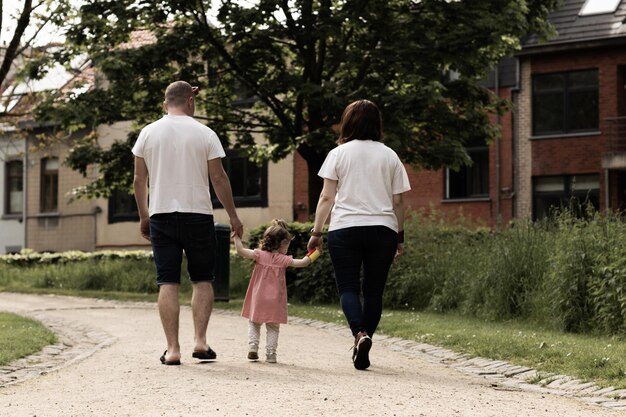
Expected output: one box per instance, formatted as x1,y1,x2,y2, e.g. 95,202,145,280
160,350,181,365
192,346,217,360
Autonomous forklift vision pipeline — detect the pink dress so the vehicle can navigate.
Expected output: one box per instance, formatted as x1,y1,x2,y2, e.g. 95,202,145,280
241,249,293,324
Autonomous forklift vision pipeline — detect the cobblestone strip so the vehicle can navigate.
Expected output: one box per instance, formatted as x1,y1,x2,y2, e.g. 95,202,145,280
0,308,117,388
286,315,626,411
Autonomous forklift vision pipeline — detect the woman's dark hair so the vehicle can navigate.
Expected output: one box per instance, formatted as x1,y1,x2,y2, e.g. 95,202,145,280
337,99,383,144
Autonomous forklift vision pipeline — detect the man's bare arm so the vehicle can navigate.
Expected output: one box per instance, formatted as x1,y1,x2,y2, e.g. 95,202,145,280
208,158,243,237
133,156,150,240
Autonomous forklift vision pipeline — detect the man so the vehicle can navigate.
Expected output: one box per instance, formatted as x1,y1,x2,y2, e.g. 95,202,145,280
133,81,243,365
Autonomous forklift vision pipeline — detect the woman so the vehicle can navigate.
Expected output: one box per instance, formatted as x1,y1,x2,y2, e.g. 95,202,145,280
307,99,411,370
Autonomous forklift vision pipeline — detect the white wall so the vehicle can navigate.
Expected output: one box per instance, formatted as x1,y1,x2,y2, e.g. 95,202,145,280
0,133,25,253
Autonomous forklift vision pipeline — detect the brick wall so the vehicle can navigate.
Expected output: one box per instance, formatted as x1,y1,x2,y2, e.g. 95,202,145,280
292,86,516,228
523,47,626,212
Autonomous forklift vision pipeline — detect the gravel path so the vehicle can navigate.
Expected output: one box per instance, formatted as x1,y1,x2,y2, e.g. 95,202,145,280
0,293,624,417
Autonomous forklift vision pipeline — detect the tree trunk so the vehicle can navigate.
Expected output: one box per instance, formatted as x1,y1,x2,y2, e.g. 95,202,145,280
306,156,325,215
297,143,327,216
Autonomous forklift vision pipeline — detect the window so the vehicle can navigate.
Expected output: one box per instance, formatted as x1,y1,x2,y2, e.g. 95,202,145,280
40,157,59,212
579,0,620,16
533,174,600,220
5,160,23,215
211,150,267,208
108,189,139,223
445,143,489,199
533,70,598,136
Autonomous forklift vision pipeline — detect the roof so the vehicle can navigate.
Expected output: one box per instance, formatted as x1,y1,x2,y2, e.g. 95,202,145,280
0,52,93,125
522,0,626,53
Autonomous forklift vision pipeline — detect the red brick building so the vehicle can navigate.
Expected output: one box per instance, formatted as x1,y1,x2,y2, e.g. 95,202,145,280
517,0,626,219
293,58,518,227
296,0,626,226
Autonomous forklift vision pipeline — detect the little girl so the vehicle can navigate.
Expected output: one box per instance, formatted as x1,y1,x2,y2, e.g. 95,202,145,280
232,219,319,363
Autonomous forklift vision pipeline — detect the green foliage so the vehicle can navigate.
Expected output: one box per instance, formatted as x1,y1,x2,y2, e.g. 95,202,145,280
0,249,153,267
0,249,194,295
386,211,491,311
388,209,626,336
6,208,626,339
536,211,626,334
469,222,551,320
229,250,252,299
33,0,559,204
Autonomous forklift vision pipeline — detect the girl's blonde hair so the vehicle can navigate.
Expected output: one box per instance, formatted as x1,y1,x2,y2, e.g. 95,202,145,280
260,219,292,251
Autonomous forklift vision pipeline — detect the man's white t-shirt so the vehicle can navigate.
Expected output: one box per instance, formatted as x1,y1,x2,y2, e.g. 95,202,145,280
132,115,225,217
318,140,411,232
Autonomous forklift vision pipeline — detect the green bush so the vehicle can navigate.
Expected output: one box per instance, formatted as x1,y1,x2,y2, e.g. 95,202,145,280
386,211,490,311
537,211,626,334
5,209,626,337
0,251,193,294
0,249,153,266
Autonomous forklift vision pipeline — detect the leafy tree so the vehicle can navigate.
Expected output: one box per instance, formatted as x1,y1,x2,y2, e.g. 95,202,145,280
0,0,73,160
34,0,559,210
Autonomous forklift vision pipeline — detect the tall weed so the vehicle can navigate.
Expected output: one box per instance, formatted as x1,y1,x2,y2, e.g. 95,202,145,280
469,222,551,320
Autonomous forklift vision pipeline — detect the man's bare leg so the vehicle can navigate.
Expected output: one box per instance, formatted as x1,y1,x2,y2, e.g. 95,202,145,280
191,281,214,352
158,283,181,362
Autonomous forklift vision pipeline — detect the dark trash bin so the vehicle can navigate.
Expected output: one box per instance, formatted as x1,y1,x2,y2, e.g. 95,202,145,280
213,223,230,301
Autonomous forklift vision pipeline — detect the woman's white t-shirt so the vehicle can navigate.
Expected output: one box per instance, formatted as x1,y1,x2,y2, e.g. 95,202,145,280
132,115,225,217
318,139,411,232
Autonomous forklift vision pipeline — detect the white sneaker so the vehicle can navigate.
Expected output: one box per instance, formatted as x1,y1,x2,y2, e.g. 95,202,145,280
266,353,277,363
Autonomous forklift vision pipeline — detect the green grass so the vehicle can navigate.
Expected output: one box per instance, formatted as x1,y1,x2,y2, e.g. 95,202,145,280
220,300,626,389
375,310,626,389
0,312,57,366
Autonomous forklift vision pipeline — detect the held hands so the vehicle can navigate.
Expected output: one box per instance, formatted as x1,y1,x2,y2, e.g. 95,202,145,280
230,217,244,238
394,243,404,261
307,235,323,254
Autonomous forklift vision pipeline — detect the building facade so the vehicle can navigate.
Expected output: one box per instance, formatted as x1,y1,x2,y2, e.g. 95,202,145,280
517,0,626,219
3,0,626,253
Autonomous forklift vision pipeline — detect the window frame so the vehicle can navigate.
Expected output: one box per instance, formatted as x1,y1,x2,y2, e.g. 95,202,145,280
444,144,490,200
5,159,23,216
211,150,268,208
40,157,59,213
532,69,599,136
108,189,139,224
579,0,620,16
532,174,600,220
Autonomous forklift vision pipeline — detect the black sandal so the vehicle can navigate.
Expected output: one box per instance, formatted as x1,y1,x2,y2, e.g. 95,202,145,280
160,350,181,365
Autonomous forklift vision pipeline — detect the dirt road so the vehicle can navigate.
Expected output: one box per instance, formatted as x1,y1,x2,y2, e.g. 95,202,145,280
0,293,623,417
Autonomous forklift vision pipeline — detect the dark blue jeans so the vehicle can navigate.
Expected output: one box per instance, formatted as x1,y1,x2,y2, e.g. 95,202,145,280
150,212,216,285
327,226,398,338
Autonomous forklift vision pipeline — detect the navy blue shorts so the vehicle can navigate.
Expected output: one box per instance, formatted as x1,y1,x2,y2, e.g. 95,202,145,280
149,212,217,285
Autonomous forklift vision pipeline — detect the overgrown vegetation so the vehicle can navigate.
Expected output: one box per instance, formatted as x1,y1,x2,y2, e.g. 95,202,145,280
4,209,626,337
387,209,626,336
238,210,626,337
2,213,626,387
